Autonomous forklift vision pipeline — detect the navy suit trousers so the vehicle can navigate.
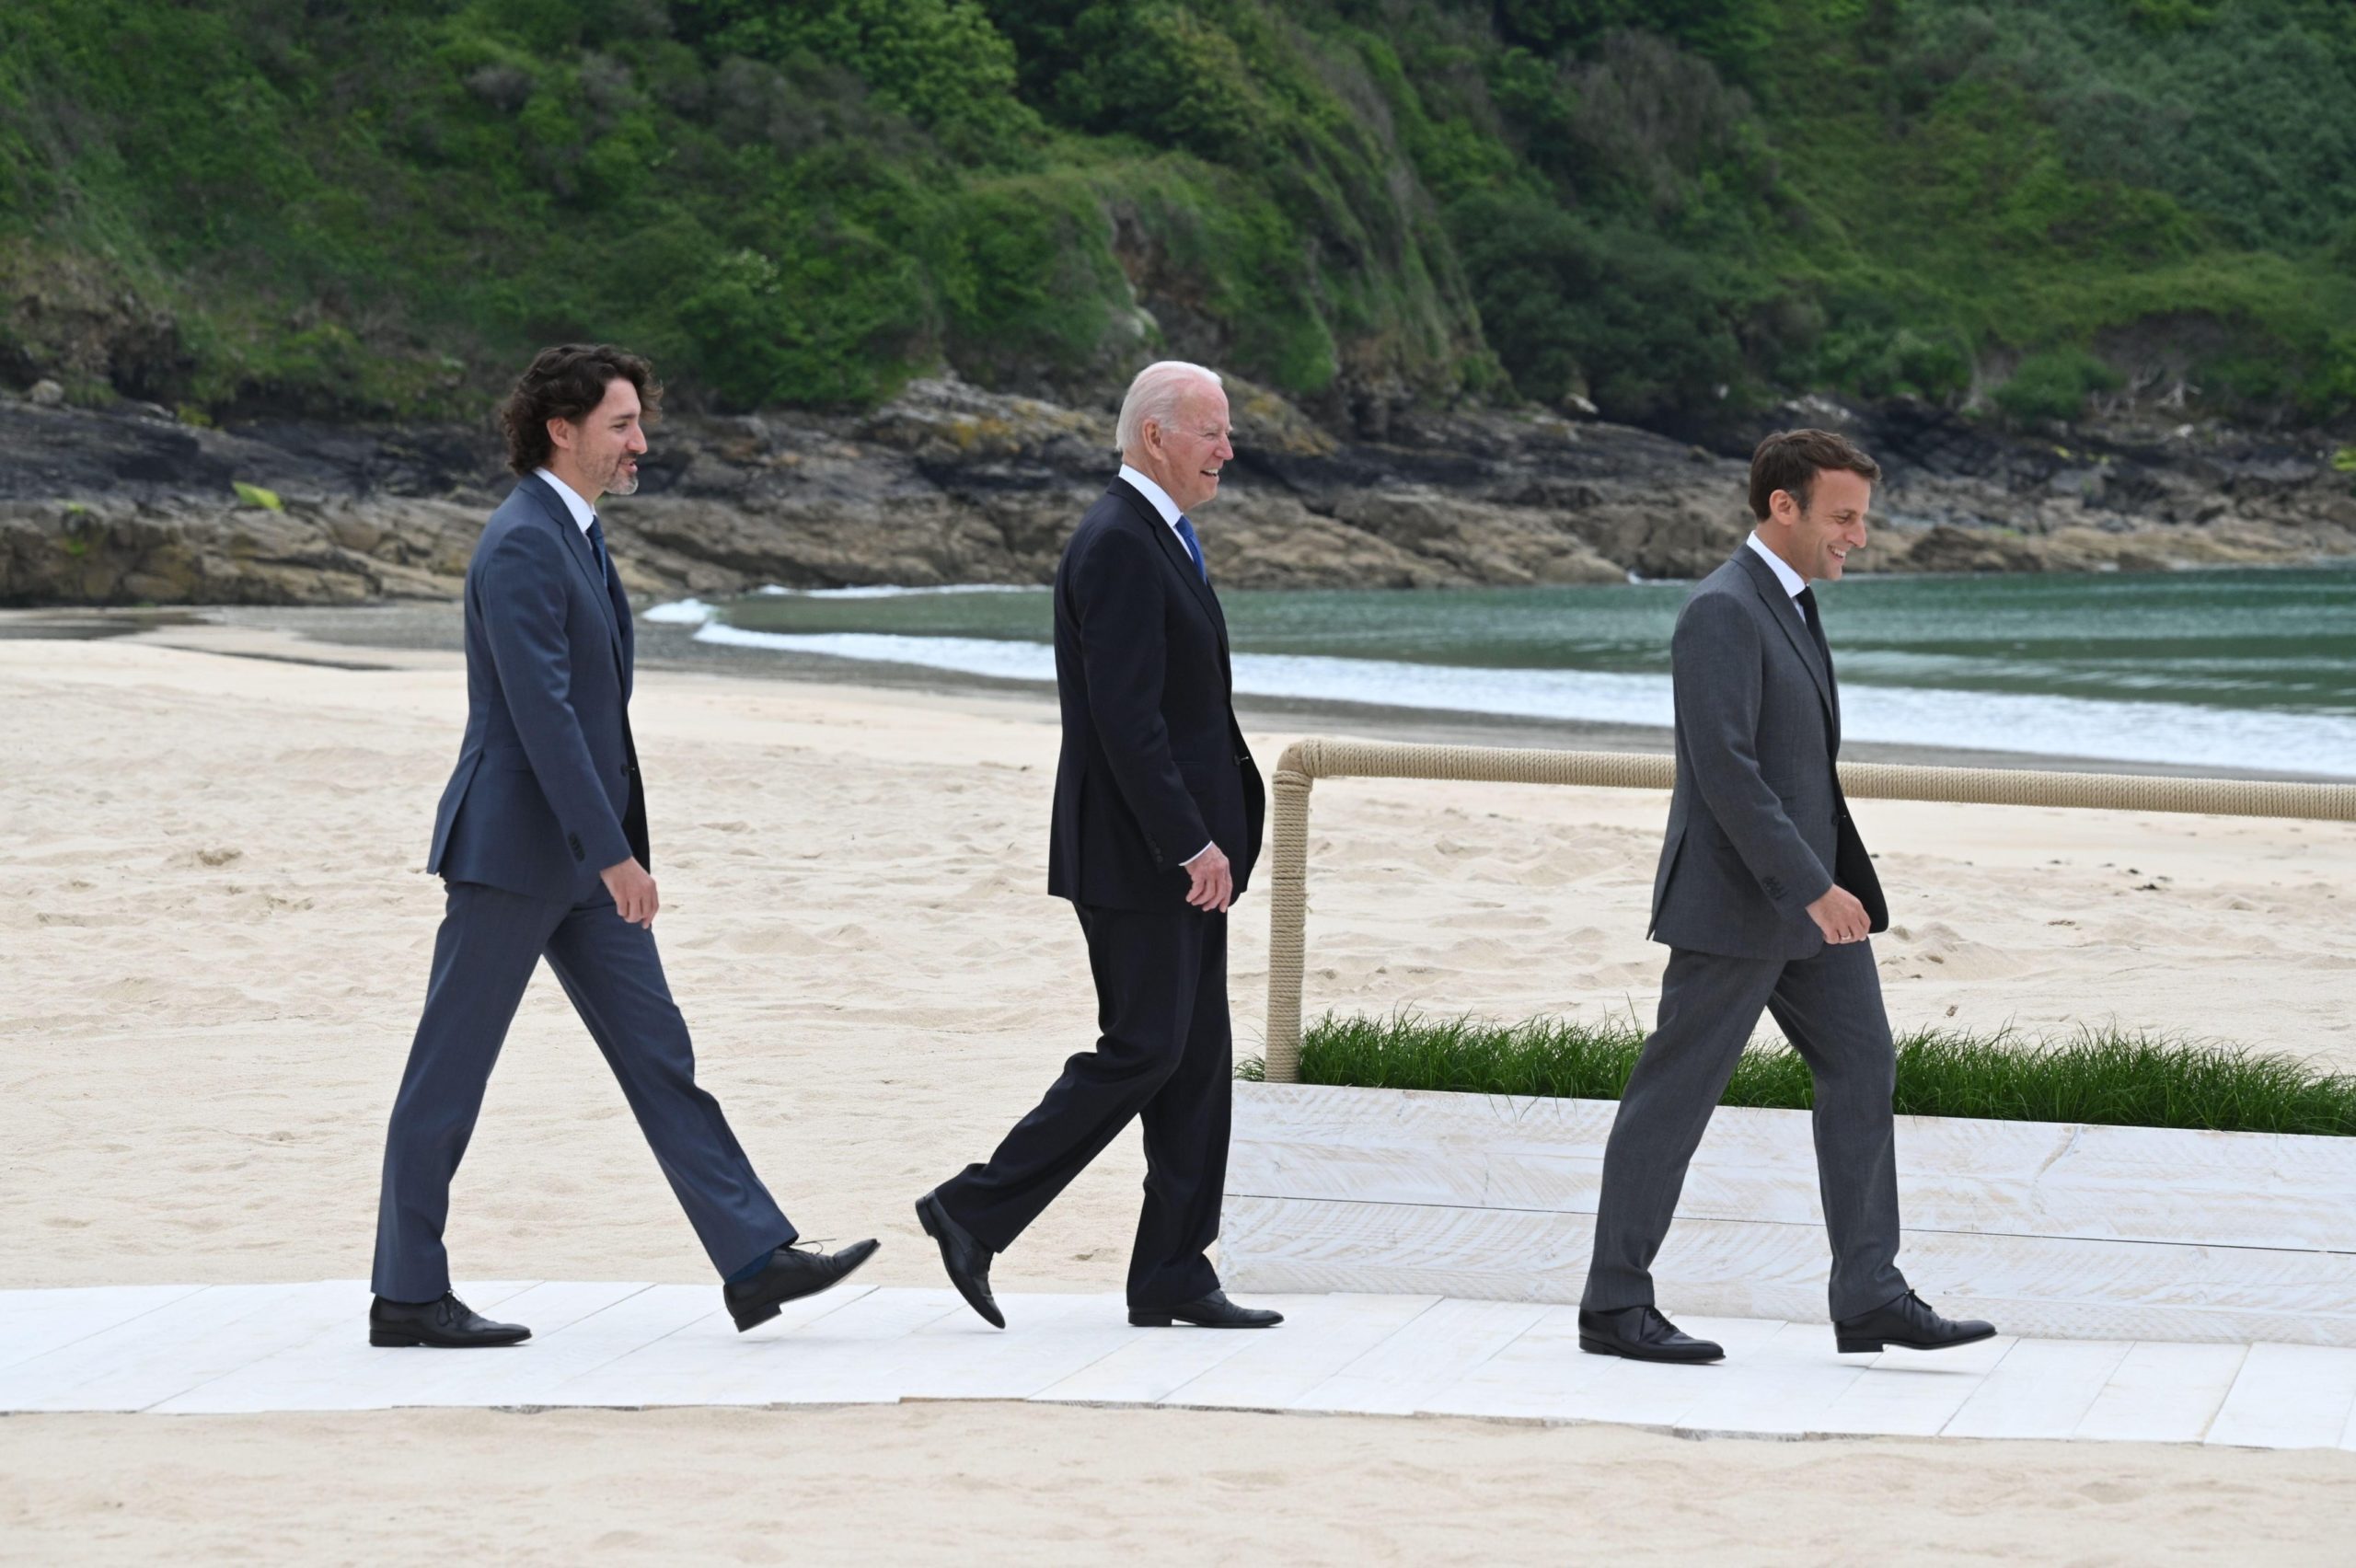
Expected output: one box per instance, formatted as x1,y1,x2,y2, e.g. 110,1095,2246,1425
936,905,1230,1309
371,880,794,1301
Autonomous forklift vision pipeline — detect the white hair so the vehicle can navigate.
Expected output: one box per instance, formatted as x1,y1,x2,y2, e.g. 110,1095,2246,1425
1116,360,1223,458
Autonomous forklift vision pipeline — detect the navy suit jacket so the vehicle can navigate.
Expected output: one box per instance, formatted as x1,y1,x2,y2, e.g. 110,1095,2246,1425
1046,478,1265,912
427,473,649,901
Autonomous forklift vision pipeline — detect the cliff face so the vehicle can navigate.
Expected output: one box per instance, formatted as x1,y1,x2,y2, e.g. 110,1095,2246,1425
3,378,2351,608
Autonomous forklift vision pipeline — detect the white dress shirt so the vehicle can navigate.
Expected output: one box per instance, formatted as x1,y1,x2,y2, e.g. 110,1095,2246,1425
1116,463,1199,556
534,467,598,535
1745,530,1808,621
1114,463,1215,868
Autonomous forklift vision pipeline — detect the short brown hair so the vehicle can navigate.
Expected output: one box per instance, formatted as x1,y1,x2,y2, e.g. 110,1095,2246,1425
497,343,662,476
1748,428,1881,521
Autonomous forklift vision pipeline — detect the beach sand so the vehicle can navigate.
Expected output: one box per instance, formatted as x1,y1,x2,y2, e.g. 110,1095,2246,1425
5,621,2354,1562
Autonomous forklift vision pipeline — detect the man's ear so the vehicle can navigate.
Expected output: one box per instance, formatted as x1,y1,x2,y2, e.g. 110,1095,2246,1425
545,416,573,455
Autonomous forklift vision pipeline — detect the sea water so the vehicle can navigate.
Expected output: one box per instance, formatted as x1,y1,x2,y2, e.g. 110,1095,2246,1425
649,566,2356,777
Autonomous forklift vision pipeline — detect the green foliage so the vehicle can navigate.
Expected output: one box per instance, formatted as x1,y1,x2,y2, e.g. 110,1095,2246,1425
1451,190,1750,419
1287,1011,2356,1136
674,0,1043,163
1993,346,2125,422
2,0,2354,426
231,480,283,511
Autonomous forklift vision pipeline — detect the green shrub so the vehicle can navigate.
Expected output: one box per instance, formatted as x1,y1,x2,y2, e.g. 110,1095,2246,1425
1992,346,2122,422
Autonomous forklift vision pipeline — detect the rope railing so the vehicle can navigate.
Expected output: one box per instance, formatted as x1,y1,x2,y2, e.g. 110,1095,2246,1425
1259,737,2356,1083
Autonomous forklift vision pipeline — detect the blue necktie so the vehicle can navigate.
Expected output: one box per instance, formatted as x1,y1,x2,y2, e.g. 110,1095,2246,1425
585,514,614,589
1173,514,1207,582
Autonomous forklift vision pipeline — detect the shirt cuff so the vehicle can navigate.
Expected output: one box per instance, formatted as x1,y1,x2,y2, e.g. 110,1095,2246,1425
1181,841,1216,866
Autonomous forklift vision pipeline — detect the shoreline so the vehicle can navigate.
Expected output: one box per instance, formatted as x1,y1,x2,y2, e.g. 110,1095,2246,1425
4,600,2343,784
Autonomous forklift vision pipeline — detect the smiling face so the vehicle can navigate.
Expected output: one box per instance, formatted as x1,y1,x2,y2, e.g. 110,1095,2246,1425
1762,466,1872,582
1134,382,1234,513
545,375,648,502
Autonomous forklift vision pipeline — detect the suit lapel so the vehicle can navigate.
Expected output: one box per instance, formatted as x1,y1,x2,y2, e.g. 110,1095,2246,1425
518,474,627,671
1109,479,1231,662
1732,548,1834,721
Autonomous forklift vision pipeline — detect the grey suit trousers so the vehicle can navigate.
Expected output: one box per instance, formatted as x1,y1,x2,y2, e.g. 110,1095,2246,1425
1582,939,1908,1321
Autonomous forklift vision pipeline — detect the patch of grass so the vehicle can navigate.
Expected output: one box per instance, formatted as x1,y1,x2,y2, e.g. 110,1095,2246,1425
1246,1010,2356,1137
231,480,283,512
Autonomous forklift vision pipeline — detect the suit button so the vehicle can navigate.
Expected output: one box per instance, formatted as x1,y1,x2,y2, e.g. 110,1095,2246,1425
568,833,584,862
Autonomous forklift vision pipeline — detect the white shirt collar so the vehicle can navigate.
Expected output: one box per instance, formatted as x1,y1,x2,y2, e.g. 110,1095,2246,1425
534,467,597,534
1745,530,1808,604
1116,463,1189,540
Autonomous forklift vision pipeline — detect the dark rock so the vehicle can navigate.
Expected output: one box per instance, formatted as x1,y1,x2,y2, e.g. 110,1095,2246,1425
2,377,2350,607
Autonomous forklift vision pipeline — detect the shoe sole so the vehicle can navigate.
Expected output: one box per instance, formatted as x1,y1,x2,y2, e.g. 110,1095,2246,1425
729,1241,880,1333
367,1328,530,1348
916,1195,1006,1330
1577,1333,1722,1364
1836,1325,1998,1355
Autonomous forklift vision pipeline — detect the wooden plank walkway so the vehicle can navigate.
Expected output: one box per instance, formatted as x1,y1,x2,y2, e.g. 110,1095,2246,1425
5,1283,2353,1450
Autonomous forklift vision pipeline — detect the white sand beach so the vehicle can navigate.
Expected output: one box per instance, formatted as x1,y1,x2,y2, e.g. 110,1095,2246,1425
6,623,2355,1562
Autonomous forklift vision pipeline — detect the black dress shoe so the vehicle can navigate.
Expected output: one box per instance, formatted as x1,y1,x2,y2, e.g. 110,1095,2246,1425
724,1238,881,1333
368,1292,530,1349
916,1189,1003,1329
1834,1290,1996,1355
1129,1290,1283,1329
1577,1304,1724,1364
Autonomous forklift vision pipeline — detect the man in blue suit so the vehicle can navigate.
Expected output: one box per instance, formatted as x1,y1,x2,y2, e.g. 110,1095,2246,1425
368,345,875,1348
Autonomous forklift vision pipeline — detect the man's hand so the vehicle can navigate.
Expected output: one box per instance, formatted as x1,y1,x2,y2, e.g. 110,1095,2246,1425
1806,883,1869,945
1184,843,1234,914
601,857,659,929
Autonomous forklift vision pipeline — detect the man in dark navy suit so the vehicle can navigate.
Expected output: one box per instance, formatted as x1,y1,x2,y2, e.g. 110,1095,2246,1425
917,361,1280,1331
367,345,875,1348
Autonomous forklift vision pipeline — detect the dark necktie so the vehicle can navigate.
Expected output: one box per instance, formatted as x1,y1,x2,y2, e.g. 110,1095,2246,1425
1794,586,1831,667
1173,513,1208,582
585,514,614,591
1796,585,1841,755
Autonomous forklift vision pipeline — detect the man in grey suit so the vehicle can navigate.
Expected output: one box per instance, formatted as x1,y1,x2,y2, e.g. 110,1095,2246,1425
367,344,875,1348
1577,428,1995,1363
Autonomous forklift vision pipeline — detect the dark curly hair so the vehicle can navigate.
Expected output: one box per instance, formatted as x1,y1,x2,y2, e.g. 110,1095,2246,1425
1747,428,1881,521
497,343,662,476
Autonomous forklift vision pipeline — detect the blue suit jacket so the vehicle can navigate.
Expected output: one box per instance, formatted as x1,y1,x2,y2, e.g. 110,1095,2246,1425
427,473,648,901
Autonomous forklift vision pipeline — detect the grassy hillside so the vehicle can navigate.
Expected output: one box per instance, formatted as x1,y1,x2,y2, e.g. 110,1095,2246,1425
2,0,2351,434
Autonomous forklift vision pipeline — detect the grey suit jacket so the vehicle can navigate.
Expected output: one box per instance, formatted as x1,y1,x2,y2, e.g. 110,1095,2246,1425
1647,548,1888,961
425,473,648,902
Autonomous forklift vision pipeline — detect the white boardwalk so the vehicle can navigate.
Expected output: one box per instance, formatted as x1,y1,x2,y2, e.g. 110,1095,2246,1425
6,1282,2355,1450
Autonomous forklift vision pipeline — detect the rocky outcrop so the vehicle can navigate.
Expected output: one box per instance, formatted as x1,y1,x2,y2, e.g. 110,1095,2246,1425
2,379,2351,606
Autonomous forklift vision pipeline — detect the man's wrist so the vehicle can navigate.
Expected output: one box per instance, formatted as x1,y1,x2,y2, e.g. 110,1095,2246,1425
1181,841,1215,866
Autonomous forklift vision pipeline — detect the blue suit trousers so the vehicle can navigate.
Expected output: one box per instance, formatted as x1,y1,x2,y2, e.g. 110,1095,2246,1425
371,881,794,1301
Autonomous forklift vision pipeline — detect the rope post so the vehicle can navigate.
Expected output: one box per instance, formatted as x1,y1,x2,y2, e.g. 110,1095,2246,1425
1261,740,1317,1083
